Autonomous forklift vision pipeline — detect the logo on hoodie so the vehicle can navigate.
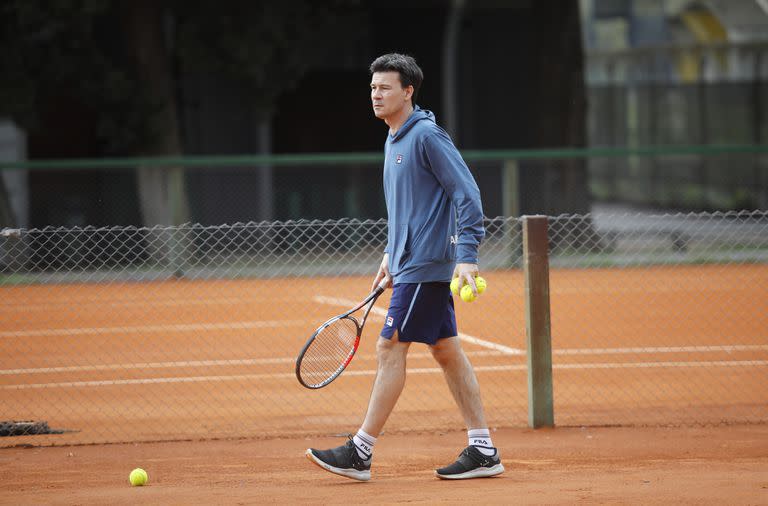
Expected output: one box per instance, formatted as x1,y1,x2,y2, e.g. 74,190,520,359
395,154,403,164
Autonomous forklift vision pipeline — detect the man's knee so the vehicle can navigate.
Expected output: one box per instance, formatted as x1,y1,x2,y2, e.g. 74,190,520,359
376,336,394,355
376,335,408,363
430,337,461,366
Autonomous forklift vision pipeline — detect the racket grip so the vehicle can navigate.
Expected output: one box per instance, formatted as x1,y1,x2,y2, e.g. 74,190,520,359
376,276,391,291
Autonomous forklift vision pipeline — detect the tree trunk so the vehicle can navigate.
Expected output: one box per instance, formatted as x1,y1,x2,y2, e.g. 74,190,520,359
523,0,590,216
0,176,13,228
442,0,465,141
521,0,596,249
255,112,274,222
121,0,189,227
121,0,189,275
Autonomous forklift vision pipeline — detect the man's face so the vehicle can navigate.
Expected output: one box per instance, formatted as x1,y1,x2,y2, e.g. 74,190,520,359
370,71,412,120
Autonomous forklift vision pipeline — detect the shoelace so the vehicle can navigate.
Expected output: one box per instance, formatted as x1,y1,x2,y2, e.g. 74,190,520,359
462,447,492,467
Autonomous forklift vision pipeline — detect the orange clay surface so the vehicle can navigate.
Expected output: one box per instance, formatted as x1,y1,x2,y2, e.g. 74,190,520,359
2,425,767,505
1,264,767,503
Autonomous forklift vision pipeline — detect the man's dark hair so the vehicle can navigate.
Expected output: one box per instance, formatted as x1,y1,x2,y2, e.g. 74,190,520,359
369,53,423,104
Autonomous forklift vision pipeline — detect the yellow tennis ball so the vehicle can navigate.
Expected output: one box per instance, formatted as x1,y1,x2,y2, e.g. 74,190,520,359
129,468,148,486
475,276,487,294
460,284,476,302
450,277,461,295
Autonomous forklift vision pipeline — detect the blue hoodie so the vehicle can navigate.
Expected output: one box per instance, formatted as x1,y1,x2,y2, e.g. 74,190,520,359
383,106,485,283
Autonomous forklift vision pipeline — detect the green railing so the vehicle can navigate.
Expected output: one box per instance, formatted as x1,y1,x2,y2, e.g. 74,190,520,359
1,144,766,170
1,144,766,228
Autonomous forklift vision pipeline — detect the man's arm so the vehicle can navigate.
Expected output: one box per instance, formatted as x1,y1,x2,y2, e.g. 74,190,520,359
423,130,485,294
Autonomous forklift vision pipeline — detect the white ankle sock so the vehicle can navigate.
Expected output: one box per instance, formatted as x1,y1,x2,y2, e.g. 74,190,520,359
352,429,376,460
467,428,496,456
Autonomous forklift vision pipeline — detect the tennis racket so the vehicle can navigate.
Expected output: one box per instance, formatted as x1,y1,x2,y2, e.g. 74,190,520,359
295,278,389,389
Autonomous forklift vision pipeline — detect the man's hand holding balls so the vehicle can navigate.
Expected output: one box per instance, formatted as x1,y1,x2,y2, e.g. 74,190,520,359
450,274,487,303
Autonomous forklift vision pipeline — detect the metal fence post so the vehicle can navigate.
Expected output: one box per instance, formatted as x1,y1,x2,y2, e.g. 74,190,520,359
523,215,554,428
502,159,521,267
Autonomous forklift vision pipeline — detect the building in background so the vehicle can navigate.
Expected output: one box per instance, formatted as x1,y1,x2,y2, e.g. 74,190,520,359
582,0,768,209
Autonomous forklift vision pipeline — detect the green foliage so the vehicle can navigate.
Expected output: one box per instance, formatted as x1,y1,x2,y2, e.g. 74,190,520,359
173,0,356,109
0,0,149,152
0,0,359,153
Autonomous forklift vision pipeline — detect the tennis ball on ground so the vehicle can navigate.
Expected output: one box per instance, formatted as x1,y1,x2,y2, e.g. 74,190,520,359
450,277,461,295
475,276,487,294
460,284,476,303
129,468,148,486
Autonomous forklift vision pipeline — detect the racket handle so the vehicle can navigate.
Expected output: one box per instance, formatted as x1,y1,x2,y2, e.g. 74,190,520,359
376,276,391,292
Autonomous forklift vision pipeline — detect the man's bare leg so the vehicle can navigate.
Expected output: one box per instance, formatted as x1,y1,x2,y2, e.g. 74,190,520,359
429,336,487,429
305,335,409,481
431,335,504,479
360,335,411,437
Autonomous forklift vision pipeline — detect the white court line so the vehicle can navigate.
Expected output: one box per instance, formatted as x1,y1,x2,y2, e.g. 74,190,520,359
0,351,500,375
0,357,295,375
0,297,251,312
5,345,766,376
313,295,525,356
555,345,768,355
339,360,768,374
550,360,768,369
0,320,308,338
3,360,766,390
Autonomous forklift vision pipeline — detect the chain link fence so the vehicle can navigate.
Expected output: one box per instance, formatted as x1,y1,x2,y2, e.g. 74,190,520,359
1,210,767,446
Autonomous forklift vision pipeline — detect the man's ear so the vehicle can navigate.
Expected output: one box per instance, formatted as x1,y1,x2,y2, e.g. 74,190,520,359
405,85,414,101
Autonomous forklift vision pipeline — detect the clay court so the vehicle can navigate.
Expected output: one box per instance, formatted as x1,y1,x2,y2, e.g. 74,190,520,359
2,264,767,503
2,425,767,505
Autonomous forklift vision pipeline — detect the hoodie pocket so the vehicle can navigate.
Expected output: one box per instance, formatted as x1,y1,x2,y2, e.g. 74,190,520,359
415,233,453,264
388,224,411,272
410,219,453,264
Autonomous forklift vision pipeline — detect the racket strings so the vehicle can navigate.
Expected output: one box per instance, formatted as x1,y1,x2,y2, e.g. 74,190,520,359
300,317,359,386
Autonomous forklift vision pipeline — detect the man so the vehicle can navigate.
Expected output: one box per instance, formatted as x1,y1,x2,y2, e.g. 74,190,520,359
306,53,503,481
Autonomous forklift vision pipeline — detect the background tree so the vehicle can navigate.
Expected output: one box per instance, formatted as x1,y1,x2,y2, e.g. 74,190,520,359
0,0,356,226
0,0,592,228
517,0,595,248
521,0,590,217
171,0,357,221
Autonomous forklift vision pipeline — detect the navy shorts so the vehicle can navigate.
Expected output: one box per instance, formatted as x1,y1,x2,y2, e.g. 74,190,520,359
380,282,457,345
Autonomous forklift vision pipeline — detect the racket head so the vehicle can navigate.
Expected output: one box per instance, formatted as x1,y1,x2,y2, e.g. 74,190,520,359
295,315,363,389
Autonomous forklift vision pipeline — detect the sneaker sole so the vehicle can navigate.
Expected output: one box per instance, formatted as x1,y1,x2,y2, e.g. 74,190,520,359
435,463,505,480
305,449,371,482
